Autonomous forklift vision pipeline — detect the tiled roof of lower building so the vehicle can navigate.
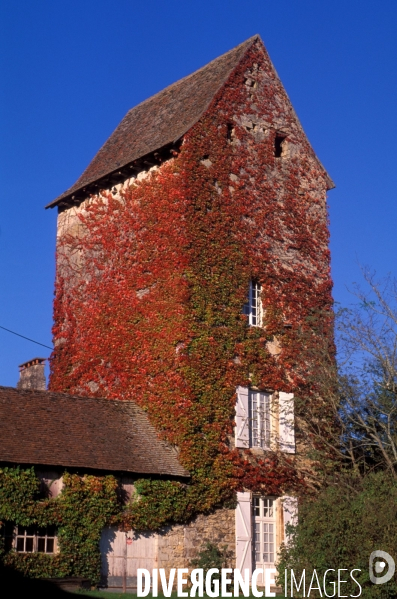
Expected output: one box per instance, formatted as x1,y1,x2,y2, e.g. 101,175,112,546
0,386,189,478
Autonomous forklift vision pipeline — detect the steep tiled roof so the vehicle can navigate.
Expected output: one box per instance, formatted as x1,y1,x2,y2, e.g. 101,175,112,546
47,36,259,208
0,386,188,477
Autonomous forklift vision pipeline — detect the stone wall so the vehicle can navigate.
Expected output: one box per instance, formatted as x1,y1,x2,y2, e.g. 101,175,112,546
157,507,235,573
17,359,46,391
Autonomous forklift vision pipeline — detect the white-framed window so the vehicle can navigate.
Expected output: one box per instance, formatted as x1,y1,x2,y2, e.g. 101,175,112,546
253,496,276,569
235,388,295,453
243,281,262,326
5,525,57,554
250,391,271,449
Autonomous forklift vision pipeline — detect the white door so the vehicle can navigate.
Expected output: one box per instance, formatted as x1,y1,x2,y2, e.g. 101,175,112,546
252,497,276,585
100,527,157,589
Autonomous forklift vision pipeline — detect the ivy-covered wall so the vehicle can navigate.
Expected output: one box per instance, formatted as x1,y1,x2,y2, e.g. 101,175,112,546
0,467,120,583
50,40,333,529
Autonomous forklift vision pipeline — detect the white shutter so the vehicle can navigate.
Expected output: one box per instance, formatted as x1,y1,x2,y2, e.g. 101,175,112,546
235,387,250,448
235,492,252,577
282,496,298,545
279,392,295,453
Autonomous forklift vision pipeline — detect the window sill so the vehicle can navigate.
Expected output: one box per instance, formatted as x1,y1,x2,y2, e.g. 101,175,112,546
250,446,270,456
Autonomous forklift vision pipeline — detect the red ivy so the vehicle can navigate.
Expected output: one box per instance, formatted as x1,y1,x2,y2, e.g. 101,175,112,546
50,41,333,524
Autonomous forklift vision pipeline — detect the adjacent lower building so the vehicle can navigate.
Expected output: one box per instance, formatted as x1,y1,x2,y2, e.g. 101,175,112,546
1,362,296,590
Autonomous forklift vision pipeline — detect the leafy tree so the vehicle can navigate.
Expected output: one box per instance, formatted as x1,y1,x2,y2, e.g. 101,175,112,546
277,471,397,598
278,271,397,597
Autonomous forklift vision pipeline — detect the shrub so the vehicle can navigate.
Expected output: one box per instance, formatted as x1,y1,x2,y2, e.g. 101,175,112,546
277,471,397,598
191,542,232,589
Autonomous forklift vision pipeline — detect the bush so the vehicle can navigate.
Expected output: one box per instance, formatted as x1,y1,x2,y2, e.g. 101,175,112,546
277,471,397,598
191,542,232,589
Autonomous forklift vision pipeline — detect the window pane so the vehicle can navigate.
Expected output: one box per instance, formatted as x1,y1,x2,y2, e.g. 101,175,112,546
252,284,258,326
4,522,14,536
263,522,274,563
264,498,274,517
244,281,262,326
255,522,260,563
46,538,54,553
251,392,271,449
16,537,24,552
263,499,268,516
37,538,45,553
25,537,34,552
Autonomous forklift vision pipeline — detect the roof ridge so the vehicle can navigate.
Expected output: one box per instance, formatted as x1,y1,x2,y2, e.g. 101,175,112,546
123,35,259,118
0,385,141,406
47,35,261,208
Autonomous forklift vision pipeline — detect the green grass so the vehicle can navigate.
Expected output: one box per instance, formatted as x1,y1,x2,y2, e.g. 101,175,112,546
73,593,287,598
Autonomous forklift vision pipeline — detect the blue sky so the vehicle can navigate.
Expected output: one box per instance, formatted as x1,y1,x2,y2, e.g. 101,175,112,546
1,0,396,387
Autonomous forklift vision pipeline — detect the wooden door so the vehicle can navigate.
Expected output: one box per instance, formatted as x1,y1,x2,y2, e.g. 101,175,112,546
100,527,157,590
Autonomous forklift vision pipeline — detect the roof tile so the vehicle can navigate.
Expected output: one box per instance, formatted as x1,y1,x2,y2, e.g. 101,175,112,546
0,386,189,477
47,36,258,208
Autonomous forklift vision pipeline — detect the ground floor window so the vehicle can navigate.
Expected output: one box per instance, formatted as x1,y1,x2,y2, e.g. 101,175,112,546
3,523,57,554
253,496,276,568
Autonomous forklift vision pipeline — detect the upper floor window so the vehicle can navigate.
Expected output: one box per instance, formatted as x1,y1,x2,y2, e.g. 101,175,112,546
250,391,271,450
235,387,295,454
243,281,262,327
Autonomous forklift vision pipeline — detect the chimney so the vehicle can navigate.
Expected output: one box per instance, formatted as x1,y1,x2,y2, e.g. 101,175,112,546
17,358,46,391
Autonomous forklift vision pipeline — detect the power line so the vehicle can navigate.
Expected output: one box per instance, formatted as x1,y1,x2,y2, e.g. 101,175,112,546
0,325,53,351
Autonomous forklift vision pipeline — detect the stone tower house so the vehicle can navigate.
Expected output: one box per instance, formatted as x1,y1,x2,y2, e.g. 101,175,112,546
47,35,333,589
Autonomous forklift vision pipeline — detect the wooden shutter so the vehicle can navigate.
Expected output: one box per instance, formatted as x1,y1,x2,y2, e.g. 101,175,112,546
282,496,298,544
279,392,295,453
235,387,250,448
235,492,252,576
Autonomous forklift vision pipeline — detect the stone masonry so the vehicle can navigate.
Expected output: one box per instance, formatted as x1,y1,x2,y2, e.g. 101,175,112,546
157,508,236,573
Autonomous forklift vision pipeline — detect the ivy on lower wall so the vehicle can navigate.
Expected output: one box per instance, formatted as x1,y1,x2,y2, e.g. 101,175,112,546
0,467,119,584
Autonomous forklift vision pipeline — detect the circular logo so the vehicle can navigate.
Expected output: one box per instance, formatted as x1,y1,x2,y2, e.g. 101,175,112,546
369,551,395,585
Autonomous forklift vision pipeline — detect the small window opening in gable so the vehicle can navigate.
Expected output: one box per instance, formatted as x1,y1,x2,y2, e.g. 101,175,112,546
274,134,287,158
227,123,235,142
200,154,212,168
244,77,256,88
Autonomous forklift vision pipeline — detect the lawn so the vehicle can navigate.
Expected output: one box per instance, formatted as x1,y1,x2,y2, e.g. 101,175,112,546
73,593,286,598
